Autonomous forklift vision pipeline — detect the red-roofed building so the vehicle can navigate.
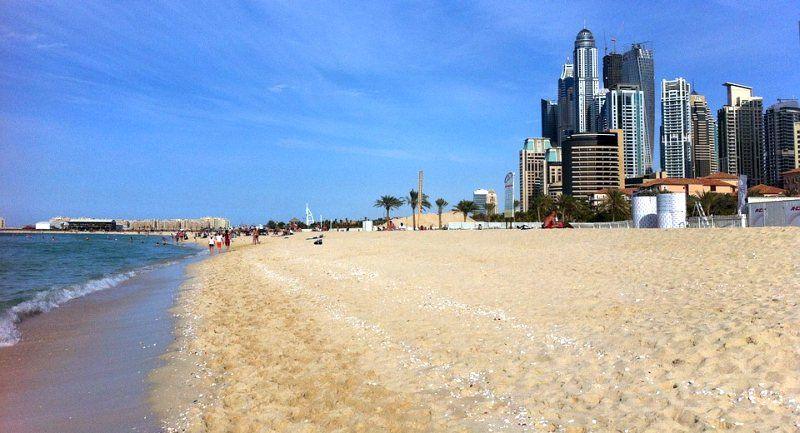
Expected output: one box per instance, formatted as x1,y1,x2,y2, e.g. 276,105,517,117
703,172,739,180
748,184,787,197
639,175,738,197
590,187,639,205
782,168,800,192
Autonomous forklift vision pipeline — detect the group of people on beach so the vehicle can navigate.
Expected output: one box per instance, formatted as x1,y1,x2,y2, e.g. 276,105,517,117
207,230,231,254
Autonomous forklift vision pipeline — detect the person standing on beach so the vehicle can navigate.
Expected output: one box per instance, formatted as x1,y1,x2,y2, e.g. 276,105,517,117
208,233,215,254
224,230,231,252
252,227,259,245
214,232,223,253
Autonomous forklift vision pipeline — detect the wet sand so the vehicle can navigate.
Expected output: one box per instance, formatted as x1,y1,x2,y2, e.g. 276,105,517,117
156,228,800,432
0,258,198,433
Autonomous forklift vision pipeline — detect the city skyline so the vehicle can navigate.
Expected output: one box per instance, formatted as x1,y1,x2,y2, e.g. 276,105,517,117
1,1,799,225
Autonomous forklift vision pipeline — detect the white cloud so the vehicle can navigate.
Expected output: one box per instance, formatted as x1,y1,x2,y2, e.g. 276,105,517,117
269,84,289,93
35,42,67,50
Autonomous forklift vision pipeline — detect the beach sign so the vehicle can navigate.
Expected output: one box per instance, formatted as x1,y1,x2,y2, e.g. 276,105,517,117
737,174,747,215
504,171,515,218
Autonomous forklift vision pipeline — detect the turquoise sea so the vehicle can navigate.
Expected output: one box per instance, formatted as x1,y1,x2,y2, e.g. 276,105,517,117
0,233,198,346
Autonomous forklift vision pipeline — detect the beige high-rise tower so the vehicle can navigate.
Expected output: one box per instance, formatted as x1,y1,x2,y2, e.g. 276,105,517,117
690,91,718,177
518,138,550,212
718,83,764,186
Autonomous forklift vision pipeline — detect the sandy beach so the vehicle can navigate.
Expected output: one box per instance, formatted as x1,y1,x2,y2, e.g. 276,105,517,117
154,228,800,432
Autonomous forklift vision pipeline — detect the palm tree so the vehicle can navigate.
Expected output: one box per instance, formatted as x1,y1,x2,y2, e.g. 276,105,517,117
486,202,497,219
453,200,477,222
600,189,630,221
373,195,403,223
435,198,449,229
694,191,721,215
555,194,586,222
529,193,554,222
406,190,431,230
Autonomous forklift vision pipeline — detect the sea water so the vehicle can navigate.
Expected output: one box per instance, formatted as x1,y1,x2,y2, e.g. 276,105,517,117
0,233,198,347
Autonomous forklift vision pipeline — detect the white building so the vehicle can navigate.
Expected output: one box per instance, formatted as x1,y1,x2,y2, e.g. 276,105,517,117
573,28,599,133
605,84,648,178
661,78,693,178
35,221,51,230
473,189,498,215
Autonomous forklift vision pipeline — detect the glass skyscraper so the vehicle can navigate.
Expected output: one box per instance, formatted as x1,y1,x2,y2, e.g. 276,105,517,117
602,52,623,90
540,99,558,145
557,61,575,145
622,43,654,173
764,99,800,186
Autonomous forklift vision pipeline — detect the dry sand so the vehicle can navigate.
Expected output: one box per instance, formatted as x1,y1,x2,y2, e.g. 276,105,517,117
153,228,800,432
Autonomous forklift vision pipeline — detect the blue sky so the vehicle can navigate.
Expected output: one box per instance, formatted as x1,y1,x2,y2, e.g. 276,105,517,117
1,1,798,225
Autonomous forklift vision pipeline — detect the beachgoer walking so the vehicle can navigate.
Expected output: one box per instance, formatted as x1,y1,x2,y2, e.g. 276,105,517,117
224,230,231,252
252,228,259,244
208,233,215,254
215,232,223,253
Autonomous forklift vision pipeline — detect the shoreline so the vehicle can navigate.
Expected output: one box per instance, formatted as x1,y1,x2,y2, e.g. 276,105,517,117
0,252,203,433
152,228,800,432
149,235,259,432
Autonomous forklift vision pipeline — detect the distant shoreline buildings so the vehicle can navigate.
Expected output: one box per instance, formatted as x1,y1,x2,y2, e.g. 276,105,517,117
519,27,800,209
20,216,231,231
118,217,231,231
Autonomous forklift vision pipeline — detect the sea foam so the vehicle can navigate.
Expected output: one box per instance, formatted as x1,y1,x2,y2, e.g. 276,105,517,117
0,271,137,347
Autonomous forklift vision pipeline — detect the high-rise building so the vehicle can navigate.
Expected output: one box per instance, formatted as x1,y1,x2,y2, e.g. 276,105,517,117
519,138,551,212
573,29,599,134
473,189,490,215
661,78,693,178
562,131,625,200
487,190,498,214
718,83,765,186
541,99,559,144
557,61,575,145
690,91,718,177
604,84,647,178
794,122,800,170
621,43,654,172
545,147,563,198
602,52,623,90
764,99,800,186
591,88,609,132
